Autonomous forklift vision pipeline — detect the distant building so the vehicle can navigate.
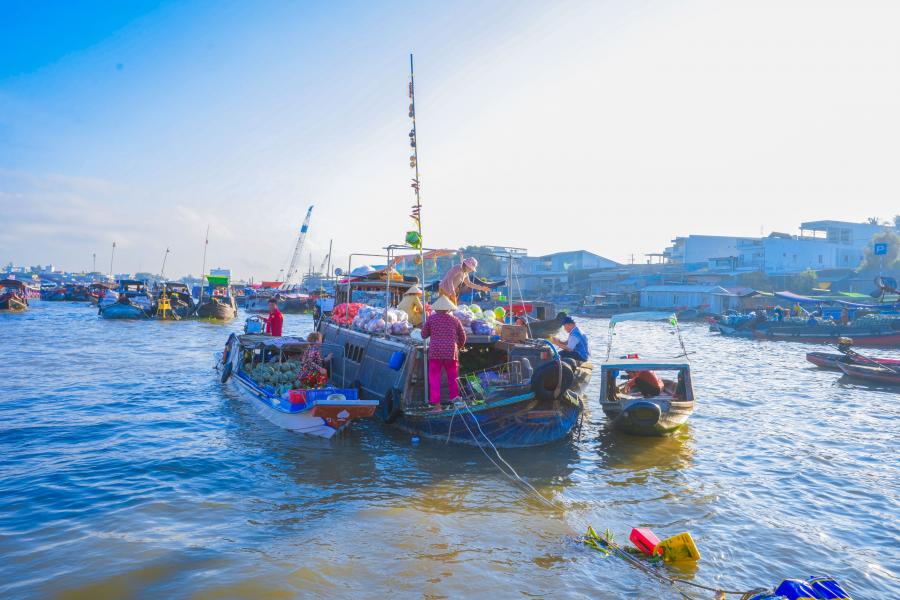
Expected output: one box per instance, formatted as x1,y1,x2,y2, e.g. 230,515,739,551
209,267,232,278
639,284,737,314
518,251,619,294
663,236,757,266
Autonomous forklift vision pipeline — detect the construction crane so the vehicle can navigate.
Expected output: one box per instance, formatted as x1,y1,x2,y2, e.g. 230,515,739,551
282,205,313,287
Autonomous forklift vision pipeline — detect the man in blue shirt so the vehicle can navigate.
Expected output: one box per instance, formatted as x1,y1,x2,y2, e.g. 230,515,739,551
553,316,590,362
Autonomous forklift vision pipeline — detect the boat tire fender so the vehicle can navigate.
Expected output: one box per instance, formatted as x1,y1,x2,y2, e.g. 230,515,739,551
382,387,403,423
624,400,662,429
531,361,574,402
220,334,237,383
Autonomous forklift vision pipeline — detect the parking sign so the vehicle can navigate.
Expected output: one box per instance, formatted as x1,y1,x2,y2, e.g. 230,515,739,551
874,243,888,256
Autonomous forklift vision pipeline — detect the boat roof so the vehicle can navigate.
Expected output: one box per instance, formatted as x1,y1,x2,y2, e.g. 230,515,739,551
0,279,26,288
601,357,690,370
609,311,676,326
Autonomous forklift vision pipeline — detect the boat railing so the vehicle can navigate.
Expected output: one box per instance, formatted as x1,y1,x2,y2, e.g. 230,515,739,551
457,361,527,403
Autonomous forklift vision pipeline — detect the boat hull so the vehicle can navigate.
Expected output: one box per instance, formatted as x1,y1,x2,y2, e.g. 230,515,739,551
806,352,900,370
837,362,900,385
228,370,377,437
601,398,694,436
392,391,583,448
99,302,150,319
0,295,28,312
714,323,900,347
197,298,237,320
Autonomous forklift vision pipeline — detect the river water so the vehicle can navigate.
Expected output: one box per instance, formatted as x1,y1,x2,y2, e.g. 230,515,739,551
1,302,897,599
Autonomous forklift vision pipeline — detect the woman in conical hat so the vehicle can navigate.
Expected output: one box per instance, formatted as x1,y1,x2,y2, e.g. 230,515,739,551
397,285,425,327
421,294,466,408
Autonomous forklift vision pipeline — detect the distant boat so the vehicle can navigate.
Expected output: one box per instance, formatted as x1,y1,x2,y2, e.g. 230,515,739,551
196,275,237,321
99,280,153,319
712,319,900,347
0,279,29,312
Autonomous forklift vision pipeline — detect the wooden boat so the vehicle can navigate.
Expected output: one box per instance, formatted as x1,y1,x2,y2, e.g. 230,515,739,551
196,275,237,321
219,333,379,437
599,312,695,436
318,317,592,448
154,282,197,319
805,351,900,370
63,283,90,301
599,358,695,435
712,318,900,347
837,361,900,386
98,280,153,319
0,279,29,312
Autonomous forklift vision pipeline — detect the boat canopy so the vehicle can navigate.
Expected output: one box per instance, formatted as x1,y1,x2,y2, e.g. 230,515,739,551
601,357,690,371
206,275,230,286
774,291,821,304
609,311,676,327
0,279,26,289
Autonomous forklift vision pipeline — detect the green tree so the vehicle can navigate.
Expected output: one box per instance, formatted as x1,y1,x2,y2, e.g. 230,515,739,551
866,216,882,225
737,270,771,291
858,230,900,271
785,269,818,293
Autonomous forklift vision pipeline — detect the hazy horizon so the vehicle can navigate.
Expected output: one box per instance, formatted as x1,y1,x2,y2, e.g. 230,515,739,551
3,1,899,279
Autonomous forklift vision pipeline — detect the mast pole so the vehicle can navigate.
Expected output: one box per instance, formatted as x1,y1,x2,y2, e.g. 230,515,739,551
199,225,209,305
108,241,116,281
160,247,170,280
409,52,429,405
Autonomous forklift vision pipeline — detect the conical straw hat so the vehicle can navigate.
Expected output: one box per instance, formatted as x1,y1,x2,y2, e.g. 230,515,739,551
431,295,457,311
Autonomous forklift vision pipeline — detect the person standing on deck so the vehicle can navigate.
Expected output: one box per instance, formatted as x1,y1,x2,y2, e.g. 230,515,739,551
439,257,490,305
264,297,283,336
420,295,467,408
397,285,425,327
551,316,590,362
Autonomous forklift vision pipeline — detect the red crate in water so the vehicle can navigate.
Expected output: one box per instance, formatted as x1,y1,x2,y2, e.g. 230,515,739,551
630,527,662,556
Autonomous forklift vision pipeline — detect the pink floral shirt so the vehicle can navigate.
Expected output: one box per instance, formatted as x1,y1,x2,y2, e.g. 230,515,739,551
421,312,467,361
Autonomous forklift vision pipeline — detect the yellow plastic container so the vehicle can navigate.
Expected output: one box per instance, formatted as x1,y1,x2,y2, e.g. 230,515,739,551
655,532,701,562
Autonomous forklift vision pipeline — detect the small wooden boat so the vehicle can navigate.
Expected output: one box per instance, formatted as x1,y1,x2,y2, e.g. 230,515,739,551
806,351,900,370
87,281,116,305
599,358,695,435
837,361,900,386
196,275,237,321
0,279,29,312
599,312,695,436
219,333,379,437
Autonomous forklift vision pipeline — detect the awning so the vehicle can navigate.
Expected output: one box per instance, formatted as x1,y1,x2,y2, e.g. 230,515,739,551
609,311,677,327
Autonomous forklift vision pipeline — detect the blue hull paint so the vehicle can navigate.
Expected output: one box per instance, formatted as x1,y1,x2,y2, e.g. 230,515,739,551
100,303,150,319
392,393,583,448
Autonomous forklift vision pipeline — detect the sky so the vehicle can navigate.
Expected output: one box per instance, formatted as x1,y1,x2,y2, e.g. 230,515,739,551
2,0,899,279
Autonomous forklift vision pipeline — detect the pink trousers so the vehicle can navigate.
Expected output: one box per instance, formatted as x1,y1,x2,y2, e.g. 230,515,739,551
428,359,459,405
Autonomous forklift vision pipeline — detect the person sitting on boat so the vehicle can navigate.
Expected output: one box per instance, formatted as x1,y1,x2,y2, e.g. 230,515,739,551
551,316,590,362
624,370,663,398
421,295,467,408
397,285,425,327
438,257,490,305
264,298,283,336
299,332,331,388
840,307,850,326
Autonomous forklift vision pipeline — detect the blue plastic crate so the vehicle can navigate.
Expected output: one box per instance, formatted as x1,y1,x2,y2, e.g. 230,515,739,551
305,387,358,403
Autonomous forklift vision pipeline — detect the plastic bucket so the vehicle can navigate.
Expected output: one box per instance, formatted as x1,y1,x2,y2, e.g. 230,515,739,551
388,351,406,371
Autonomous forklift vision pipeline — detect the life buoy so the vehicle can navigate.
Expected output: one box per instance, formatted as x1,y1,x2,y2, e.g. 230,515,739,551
381,387,403,423
531,361,574,402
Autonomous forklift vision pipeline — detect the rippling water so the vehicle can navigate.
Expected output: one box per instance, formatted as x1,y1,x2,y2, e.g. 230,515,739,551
1,302,897,598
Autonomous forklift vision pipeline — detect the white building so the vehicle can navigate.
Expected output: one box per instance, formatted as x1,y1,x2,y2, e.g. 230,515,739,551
640,284,736,314
663,236,758,266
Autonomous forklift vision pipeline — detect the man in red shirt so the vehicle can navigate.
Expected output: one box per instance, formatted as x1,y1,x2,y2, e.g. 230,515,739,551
624,370,663,398
264,298,283,336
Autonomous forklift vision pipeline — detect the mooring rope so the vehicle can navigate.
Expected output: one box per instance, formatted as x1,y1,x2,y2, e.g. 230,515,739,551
454,399,763,599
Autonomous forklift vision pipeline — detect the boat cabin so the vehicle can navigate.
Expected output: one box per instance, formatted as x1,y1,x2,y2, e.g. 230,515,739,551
599,358,693,403
117,280,148,295
0,279,27,292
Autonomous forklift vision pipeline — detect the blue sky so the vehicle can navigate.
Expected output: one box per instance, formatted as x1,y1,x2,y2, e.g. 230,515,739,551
2,1,899,278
